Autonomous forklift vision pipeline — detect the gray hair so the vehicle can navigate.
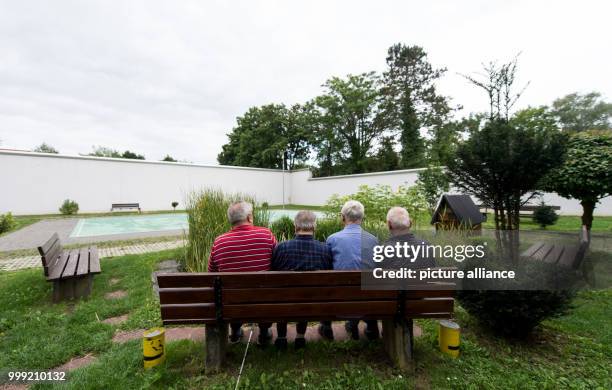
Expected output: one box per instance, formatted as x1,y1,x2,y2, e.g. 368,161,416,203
294,210,317,232
341,200,365,223
386,206,411,230
227,201,253,225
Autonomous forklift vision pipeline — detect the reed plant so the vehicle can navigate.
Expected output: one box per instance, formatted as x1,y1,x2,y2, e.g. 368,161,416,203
183,188,269,272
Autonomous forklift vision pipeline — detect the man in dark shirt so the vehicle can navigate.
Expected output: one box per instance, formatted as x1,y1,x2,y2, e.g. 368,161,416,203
271,210,333,350
381,206,436,270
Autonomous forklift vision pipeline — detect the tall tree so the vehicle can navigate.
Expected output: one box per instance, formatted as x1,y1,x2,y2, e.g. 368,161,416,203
551,92,612,132
314,73,390,174
162,155,177,162
461,54,529,121
33,143,58,154
217,104,313,169
382,44,451,168
543,131,612,230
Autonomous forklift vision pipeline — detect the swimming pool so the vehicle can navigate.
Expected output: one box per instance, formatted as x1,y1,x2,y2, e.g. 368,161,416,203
70,210,324,238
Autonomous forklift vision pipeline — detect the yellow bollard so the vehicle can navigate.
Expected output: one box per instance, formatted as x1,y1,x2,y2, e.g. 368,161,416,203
439,320,460,358
143,327,166,369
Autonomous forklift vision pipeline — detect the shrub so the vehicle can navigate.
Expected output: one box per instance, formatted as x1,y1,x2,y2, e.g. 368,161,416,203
324,184,427,227
59,199,79,215
313,218,344,242
532,202,559,228
183,189,269,272
0,212,15,234
262,202,269,209
171,201,179,211
270,216,294,242
457,290,575,338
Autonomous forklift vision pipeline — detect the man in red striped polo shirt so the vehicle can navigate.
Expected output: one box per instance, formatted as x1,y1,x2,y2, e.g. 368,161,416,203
208,200,277,344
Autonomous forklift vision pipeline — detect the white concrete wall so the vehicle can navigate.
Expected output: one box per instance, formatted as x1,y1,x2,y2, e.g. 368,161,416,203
0,151,288,214
1,150,611,216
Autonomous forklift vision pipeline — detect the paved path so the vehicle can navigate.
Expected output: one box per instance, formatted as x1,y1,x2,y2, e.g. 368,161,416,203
0,239,184,272
0,218,183,251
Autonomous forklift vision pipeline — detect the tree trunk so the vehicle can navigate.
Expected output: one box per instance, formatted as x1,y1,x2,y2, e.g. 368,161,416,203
580,199,595,230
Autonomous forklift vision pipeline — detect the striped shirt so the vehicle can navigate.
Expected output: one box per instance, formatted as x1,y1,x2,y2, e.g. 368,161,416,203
208,224,277,272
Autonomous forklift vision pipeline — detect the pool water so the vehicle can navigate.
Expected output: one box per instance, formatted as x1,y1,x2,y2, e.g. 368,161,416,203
70,210,323,238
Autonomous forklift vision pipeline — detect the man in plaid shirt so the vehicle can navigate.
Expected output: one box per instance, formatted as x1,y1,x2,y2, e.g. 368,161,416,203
271,210,332,350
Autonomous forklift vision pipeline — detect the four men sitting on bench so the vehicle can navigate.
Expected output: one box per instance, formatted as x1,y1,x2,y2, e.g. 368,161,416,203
209,199,424,348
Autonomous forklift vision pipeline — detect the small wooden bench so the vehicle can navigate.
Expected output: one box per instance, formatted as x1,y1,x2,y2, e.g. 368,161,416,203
521,226,590,269
111,203,141,212
38,233,101,302
156,270,455,373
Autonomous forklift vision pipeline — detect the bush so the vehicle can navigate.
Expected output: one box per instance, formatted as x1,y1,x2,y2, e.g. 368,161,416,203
59,199,79,215
533,203,559,228
324,184,427,227
171,201,179,211
184,189,269,272
457,290,575,338
0,212,15,234
313,218,344,242
270,216,294,242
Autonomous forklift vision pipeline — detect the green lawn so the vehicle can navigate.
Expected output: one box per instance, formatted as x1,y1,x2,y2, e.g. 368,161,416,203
0,249,610,389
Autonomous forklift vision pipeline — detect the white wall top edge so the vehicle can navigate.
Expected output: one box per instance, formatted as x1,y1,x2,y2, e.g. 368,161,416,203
0,150,286,173
307,167,436,181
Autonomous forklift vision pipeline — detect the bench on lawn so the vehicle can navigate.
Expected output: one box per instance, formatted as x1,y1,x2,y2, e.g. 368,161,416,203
38,233,101,302
476,204,561,218
156,270,455,373
521,225,590,270
111,203,141,212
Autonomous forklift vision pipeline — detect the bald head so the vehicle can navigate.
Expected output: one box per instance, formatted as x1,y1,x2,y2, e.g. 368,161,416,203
386,207,411,235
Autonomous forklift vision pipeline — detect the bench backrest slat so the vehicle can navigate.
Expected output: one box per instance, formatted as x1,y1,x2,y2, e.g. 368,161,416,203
157,270,455,325
37,233,62,276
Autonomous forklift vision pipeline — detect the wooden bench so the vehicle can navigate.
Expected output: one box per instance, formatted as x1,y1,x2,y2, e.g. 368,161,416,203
156,270,455,373
38,233,101,302
476,204,561,218
521,225,590,269
111,203,141,212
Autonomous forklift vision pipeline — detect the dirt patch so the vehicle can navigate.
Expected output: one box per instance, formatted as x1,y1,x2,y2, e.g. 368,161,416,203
109,278,121,286
54,353,97,371
0,384,29,390
112,329,144,343
102,314,129,325
104,290,128,300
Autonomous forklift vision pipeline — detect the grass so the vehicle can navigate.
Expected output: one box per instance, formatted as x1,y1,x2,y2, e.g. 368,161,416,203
483,214,612,233
0,249,610,389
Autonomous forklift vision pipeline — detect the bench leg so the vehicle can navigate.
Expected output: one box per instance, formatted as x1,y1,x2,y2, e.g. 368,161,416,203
205,323,228,374
53,279,75,302
382,318,414,371
73,274,94,299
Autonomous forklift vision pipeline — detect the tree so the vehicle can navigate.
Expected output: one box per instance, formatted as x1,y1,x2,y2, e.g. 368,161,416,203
121,150,145,160
382,44,452,168
367,136,400,172
543,131,612,230
88,146,144,159
217,103,313,170
510,106,558,133
415,166,450,215
162,155,177,162
314,73,390,174
461,54,529,121
33,143,59,154
447,119,566,258
551,92,612,132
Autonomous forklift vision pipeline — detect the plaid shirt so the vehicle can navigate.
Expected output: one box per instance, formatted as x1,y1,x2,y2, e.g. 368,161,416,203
271,235,333,271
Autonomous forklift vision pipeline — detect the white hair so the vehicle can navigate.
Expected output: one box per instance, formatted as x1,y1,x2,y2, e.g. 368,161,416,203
341,200,365,223
227,201,253,225
387,207,411,230
294,210,317,232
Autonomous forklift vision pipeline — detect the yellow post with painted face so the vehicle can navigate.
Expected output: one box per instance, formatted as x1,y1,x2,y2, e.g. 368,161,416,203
439,320,460,358
143,327,165,369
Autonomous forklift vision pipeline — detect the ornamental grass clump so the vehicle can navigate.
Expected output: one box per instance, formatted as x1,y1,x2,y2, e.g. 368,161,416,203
183,189,269,272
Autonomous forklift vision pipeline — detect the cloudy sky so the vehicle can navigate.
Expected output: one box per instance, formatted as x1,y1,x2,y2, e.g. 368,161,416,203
1,0,610,164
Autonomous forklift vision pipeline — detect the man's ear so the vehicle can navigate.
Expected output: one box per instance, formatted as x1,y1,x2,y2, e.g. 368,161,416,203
247,214,254,223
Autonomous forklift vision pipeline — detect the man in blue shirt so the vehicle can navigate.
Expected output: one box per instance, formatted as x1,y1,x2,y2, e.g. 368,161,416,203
272,210,333,350
325,200,380,340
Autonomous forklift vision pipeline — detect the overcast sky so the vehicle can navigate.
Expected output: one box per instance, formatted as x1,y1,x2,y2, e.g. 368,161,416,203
1,0,610,164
